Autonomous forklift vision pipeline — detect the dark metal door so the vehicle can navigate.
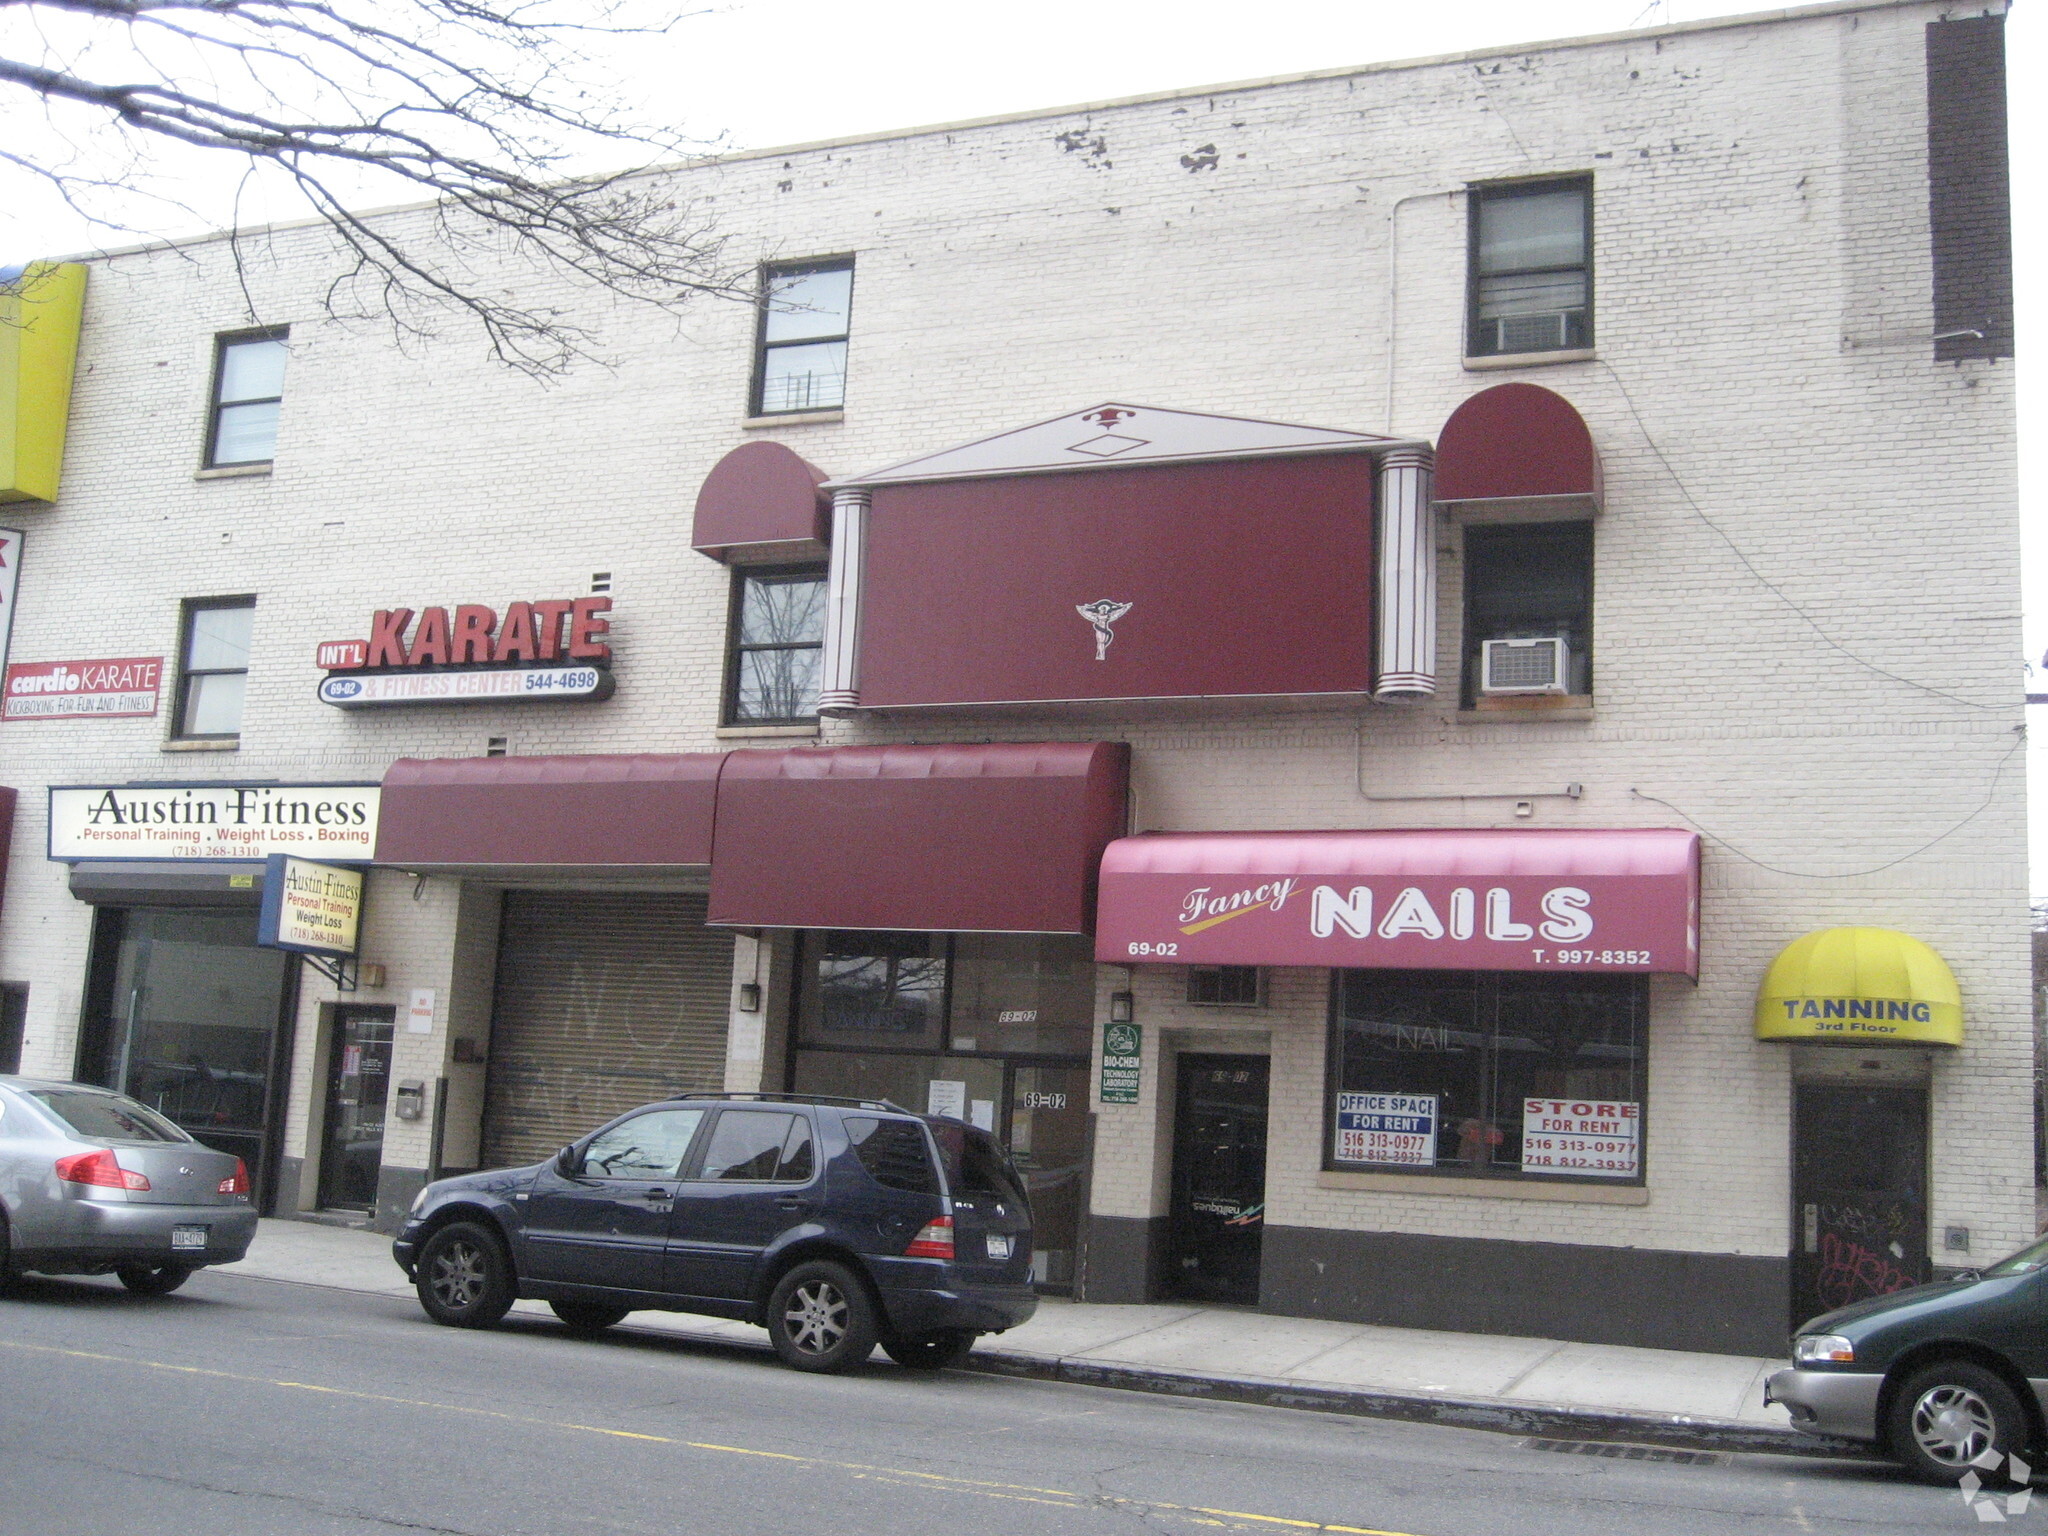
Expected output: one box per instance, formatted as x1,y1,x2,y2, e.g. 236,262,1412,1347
1167,1054,1269,1305
1792,1083,1930,1328
319,1006,395,1211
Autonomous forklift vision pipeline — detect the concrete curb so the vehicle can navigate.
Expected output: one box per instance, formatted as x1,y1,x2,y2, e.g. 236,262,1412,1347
962,1349,1878,1461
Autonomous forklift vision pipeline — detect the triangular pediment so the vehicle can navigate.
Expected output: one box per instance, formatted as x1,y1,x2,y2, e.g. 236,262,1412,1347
833,403,1403,488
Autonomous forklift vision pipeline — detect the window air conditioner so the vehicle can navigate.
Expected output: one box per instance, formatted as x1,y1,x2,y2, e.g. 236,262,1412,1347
1480,637,1570,695
1493,312,1571,353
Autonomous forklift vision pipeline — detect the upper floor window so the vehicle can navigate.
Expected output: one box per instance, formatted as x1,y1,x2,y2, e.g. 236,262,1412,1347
1467,179,1591,358
724,564,825,724
1462,521,1592,707
205,331,289,467
174,597,254,739
752,260,852,415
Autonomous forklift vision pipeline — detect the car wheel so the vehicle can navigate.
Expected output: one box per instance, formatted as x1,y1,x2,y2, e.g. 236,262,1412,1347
550,1299,631,1334
882,1328,977,1371
766,1260,878,1373
116,1263,194,1295
1885,1360,2034,1484
415,1221,514,1328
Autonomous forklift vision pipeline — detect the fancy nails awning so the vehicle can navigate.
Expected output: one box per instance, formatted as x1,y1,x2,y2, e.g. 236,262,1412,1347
1754,927,1963,1047
1094,828,1700,976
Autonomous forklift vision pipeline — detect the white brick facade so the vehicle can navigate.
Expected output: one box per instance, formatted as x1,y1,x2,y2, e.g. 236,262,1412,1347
0,1,2021,1341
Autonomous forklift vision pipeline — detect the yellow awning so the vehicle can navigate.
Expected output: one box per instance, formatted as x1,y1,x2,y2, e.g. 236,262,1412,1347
1754,927,1961,1047
0,262,88,505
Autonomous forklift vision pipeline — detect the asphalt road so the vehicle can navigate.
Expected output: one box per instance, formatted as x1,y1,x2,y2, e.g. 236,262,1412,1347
0,1270,1987,1536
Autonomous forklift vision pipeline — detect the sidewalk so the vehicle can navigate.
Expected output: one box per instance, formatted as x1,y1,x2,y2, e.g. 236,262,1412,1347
217,1219,1859,1460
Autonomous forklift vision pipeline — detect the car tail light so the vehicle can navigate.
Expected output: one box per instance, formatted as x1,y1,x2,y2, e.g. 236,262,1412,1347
219,1160,250,1196
904,1215,955,1259
55,1149,151,1191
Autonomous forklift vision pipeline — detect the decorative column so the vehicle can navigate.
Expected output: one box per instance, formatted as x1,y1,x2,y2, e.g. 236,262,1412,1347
817,486,869,713
1373,446,1437,699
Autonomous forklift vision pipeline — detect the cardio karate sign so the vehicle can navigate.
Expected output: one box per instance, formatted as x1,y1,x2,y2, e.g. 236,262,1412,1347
1095,832,1701,976
314,597,615,709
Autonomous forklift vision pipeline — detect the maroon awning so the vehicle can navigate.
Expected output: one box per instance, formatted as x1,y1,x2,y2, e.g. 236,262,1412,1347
1434,383,1602,511
708,741,1129,933
692,441,830,562
377,754,722,867
1095,828,1698,976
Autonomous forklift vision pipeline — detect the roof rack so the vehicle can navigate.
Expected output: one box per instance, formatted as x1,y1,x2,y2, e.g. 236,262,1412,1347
675,1091,914,1114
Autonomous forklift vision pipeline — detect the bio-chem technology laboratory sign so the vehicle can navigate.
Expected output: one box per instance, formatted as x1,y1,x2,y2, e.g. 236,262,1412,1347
258,855,364,957
315,596,616,709
49,783,380,861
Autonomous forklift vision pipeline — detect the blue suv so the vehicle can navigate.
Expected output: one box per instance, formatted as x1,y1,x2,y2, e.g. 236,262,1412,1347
392,1094,1037,1372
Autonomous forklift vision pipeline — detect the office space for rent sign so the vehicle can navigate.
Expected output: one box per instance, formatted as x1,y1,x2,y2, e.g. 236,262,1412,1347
1334,1092,1437,1166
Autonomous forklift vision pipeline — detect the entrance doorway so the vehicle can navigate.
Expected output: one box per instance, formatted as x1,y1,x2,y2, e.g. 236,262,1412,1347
320,1006,397,1212
1167,1054,1269,1305
1792,1081,1930,1327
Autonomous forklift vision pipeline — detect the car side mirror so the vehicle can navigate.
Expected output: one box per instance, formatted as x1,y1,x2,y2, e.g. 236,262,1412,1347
555,1144,581,1178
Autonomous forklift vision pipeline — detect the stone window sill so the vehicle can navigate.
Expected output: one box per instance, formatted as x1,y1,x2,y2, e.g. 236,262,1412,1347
163,737,239,752
1318,1169,1648,1204
742,410,843,430
1456,695,1594,724
715,723,820,739
1463,348,1596,371
195,463,273,480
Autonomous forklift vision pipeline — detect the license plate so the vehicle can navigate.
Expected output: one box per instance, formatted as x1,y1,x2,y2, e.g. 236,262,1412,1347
170,1225,208,1251
985,1234,1013,1260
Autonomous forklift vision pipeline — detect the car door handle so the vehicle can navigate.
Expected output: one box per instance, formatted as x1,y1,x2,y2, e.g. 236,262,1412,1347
775,1196,805,1209
644,1187,670,1200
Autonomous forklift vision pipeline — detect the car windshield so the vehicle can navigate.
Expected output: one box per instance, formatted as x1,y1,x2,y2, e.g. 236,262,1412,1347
1980,1235,2048,1279
28,1088,190,1143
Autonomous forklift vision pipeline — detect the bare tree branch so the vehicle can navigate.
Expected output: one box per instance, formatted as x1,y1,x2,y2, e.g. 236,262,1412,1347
1,0,744,374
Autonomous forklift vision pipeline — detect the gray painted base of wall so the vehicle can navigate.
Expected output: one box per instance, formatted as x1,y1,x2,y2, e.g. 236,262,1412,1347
373,1165,428,1234
1260,1225,1791,1357
1082,1214,1168,1303
270,1155,302,1218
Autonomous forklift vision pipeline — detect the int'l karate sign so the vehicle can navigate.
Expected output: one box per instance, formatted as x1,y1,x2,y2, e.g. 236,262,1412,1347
315,597,616,709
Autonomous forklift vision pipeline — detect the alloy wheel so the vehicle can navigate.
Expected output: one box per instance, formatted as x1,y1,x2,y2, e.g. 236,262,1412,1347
1910,1384,1998,1467
430,1240,486,1312
783,1280,849,1355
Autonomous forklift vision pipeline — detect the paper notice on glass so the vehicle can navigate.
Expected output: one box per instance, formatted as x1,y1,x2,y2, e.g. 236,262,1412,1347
1520,1098,1640,1177
969,1099,995,1132
926,1079,968,1121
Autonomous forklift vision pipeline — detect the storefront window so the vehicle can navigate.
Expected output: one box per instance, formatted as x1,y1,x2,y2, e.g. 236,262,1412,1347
792,929,1094,1290
1328,969,1644,1183
949,934,1093,1056
797,931,946,1052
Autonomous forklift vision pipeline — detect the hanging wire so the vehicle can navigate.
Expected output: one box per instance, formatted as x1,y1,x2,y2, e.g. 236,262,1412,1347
1630,726,2026,878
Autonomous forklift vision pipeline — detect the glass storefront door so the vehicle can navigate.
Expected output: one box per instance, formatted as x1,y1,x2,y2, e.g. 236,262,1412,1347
789,930,1094,1291
77,906,296,1206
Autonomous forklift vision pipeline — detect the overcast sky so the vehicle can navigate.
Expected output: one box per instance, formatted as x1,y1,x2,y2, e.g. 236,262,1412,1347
6,0,2041,894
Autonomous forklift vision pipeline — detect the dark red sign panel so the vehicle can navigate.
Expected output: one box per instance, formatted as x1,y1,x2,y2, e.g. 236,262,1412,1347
856,455,1375,708
1095,828,1700,976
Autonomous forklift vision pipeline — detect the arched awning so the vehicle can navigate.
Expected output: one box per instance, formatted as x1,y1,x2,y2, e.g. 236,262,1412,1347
691,440,830,562
1754,927,1962,1047
1434,382,1601,515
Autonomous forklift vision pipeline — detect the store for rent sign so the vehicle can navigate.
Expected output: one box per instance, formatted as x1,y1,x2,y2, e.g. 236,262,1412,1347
48,783,380,861
3,657,161,720
258,855,364,957
1519,1098,1640,1178
315,597,616,709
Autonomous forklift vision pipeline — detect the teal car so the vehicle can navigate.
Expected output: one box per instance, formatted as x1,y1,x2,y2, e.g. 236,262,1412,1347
1768,1234,2048,1482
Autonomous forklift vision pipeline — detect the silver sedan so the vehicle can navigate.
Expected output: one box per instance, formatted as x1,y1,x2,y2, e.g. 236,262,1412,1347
0,1075,258,1294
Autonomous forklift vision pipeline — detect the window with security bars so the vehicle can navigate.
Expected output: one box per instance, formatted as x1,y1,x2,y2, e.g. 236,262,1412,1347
1187,966,1262,1007
1462,522,1592,706
752,260,852,415
1467,179,1591,358
723,564,825,724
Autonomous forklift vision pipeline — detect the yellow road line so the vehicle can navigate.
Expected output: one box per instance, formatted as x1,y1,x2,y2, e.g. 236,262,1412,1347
0,1337,1426,1535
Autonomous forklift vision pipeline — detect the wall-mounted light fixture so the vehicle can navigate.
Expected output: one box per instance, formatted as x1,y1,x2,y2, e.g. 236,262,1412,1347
1108,991,1135,1024
737,982,763,1013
